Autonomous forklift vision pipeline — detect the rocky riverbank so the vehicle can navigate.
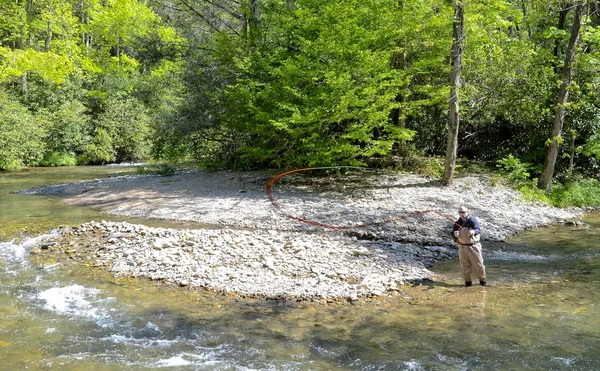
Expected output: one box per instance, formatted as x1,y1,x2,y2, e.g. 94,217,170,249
22,169,589,301
39,220,448,301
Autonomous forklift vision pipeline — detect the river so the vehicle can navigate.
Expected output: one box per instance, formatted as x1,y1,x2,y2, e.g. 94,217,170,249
0,166,599,370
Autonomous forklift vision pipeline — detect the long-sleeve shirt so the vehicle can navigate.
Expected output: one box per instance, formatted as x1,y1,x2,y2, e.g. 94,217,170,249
452,215,481,241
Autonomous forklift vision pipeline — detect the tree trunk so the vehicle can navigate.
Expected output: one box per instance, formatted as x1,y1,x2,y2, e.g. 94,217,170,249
248,0,261,42
391,93,407,156
21,71,28,93
585,1,599,53
442,0,464,186
568,131,576,177
45,20,53,51
80,2,92,50
390,45,408,155
391,0,408,156
26,0,34,47
520,0,532,39
538,2,584,192
116,33,121,60
18,24,25,49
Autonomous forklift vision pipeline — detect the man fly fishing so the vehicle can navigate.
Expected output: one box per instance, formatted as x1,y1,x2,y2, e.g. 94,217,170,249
452,206,488,287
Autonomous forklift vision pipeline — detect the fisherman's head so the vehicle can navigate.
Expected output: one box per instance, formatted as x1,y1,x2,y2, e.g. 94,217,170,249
458,206,469,220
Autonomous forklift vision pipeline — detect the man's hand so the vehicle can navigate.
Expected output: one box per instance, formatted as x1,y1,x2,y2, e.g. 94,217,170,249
469,230,474,236
454,231,459,238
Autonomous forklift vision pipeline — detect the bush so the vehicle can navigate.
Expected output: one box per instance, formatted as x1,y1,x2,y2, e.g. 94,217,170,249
136,163,177,176
492,154,600,208
397,156,446,179
496,155,531,184
46,101,88,156
96,98,153,162
508,177,600,208
80,128,116,164
516,180,551,204
0,93,47,169
41,152,78,167
549,178,600,207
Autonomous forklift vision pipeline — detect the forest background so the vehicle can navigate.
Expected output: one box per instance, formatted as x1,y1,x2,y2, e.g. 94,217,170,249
1,0,600,207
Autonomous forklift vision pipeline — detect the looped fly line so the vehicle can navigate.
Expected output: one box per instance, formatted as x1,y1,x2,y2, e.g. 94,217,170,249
265,167,463,230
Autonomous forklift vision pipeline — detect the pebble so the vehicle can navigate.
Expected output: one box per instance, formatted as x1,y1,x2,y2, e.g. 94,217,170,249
23,170,590,301
44,220,452,300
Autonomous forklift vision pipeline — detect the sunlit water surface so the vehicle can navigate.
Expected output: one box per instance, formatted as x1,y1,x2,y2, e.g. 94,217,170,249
0,167,599,370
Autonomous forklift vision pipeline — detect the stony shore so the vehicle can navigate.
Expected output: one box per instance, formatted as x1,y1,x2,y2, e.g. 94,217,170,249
22,169,590,301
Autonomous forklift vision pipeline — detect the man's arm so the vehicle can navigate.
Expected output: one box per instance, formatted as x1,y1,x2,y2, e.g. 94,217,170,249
452,219,461,240
470,217,481,235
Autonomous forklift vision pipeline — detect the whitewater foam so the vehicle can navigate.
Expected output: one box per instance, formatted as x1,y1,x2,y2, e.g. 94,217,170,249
38,284,115,328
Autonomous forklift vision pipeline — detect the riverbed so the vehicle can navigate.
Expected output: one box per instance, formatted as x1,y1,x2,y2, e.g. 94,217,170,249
1,166,599,369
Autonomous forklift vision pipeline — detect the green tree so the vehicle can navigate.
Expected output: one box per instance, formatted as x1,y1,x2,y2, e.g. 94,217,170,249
160,0,419,169
443,0,465,186
538,1,585,191
0,0,185,168
0,92,47,169
97,97,153,162
459,0,548,163
43,100,88,165
390,1,453,157
87,0,163,73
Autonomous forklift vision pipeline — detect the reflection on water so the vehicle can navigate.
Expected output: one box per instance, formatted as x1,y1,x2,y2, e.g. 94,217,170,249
0,166,205,240
0,166,136,239
0,167,599,370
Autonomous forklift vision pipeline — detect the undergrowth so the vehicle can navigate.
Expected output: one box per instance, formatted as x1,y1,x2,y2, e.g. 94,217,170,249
136,163,177,176
494,155,600,208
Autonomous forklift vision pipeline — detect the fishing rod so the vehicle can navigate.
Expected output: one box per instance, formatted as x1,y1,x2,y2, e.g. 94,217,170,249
265,167,463,230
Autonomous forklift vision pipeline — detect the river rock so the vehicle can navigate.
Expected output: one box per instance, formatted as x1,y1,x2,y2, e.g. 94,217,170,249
21,170,592,301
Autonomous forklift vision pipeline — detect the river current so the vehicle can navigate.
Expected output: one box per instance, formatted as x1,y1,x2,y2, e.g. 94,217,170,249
0,166,598,370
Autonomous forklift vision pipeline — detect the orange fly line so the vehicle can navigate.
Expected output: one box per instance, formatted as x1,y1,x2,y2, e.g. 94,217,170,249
265,167,462,230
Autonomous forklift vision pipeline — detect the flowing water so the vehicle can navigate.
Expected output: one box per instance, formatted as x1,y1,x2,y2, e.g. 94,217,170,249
0,167,599,370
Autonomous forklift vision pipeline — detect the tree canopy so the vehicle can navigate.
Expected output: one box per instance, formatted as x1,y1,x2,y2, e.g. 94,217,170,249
0,0,599,192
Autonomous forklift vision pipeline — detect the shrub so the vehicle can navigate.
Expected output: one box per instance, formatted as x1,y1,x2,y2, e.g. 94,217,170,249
517,180,551,204
549,178,600,207
41,152,78,167
496,155,531,184
96,98,153,162
46,101,88,156
136,163,177,176
80,128,115,164
397,156,446,179
0,93,47,169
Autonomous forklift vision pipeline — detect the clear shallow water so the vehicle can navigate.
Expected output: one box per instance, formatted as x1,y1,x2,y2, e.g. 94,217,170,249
0,167,599,370
0,166,203,240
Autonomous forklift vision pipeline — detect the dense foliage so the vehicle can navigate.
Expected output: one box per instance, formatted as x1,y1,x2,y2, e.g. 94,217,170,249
149,0,600,179
0,0,599,199
0,0,184,167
